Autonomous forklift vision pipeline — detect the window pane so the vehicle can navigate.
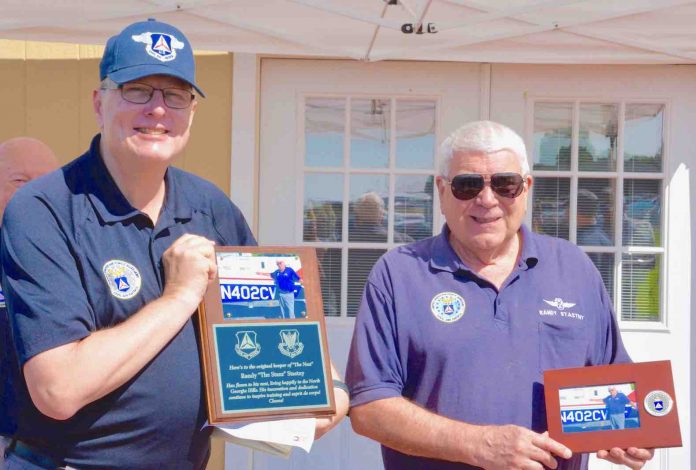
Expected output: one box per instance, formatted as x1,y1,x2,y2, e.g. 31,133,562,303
317,248,341,317
621,253,661,321
579,104,618,171
349,175,389,242
533,102,572,171
623,180,661,247
532,177,570,240
351,99,390,168
577,179,615,246
587,252,614,301
348,249,386,317
396,100,435,169
303,173,343,242
395,175,434,242
624,104,664,172
305,98,344,167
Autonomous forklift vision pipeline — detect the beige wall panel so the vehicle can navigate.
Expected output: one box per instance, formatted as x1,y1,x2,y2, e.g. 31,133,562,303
0,60,27,140
0,40,25,59
177,53,233,196
25,59,81,163
78,57,101,157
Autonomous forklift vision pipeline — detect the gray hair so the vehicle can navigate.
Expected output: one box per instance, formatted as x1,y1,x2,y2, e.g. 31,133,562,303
438,120,530,177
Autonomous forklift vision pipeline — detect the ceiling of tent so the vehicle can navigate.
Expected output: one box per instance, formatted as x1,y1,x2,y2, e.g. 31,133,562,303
2,0,696,63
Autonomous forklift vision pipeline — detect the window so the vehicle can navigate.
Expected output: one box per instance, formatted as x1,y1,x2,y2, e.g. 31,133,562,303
302,96,438,317
531,100,665,323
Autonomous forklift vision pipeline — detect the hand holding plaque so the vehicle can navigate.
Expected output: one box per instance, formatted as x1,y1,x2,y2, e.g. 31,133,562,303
197,247,336,425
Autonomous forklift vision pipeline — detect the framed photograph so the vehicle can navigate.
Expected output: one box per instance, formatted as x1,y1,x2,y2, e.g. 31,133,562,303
197,246,336,425
544,360,681,452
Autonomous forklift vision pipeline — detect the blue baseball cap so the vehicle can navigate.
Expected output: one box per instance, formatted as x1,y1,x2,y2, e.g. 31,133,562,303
100,18,205,97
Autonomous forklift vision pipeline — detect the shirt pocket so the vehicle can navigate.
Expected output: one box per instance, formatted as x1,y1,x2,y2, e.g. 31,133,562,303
538,321,589,373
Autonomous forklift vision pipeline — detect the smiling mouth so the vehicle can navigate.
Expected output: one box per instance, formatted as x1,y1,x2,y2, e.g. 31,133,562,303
471,215,501,224
135,128,168,135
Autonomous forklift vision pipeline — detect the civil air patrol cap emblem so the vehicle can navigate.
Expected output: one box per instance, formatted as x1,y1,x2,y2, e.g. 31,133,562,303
103,259,142,300
131,31,185,62
430,292,465,323
644,390,673,417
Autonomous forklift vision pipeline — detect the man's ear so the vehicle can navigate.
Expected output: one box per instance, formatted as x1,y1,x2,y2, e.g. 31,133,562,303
93,89,105,129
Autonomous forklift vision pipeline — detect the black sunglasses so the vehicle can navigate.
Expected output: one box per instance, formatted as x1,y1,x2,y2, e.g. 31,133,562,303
444,172,526,200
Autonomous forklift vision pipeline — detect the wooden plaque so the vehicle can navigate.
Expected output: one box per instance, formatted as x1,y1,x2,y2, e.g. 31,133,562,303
197,246,336,425
544,360,681,452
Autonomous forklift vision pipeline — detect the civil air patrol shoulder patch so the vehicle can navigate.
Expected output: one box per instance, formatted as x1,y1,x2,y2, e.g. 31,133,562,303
103,259,142,300
430,292,465,323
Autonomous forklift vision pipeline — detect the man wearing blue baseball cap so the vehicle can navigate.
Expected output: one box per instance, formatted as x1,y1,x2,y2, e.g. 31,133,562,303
0,19,348,469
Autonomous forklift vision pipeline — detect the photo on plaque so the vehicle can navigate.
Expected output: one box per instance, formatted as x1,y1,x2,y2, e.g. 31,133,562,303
198,246,336,425
544,360,681,453
217,252,306,320
559,382,640,433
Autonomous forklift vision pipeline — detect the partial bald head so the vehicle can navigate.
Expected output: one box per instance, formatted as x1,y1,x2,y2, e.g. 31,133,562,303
0,137,59,224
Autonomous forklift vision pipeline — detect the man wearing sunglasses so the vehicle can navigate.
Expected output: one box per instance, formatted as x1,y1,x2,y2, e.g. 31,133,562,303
0,19,347,469
346,121,653,470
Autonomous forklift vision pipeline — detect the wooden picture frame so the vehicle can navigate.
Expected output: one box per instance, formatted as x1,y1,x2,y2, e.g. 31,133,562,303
544,360,681,452
197,246,336,425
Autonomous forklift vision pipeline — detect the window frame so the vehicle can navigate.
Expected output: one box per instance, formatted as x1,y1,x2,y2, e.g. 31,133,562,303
525,96,670,331
297,93,441,319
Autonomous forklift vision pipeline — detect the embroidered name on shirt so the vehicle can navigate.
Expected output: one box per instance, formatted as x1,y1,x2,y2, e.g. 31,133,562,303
539,297,584,320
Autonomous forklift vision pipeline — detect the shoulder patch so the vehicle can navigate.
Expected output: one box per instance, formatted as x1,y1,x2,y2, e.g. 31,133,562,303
103,259,142,300
430,292,465,323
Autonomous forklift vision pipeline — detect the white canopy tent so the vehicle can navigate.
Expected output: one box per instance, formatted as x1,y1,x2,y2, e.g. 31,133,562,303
2,0,696,63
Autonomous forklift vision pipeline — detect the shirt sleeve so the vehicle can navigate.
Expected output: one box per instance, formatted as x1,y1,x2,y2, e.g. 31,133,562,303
1,193,94,366
210,194,256,247
345,276,405,408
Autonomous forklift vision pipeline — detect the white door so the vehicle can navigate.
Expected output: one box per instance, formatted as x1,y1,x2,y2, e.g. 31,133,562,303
490,64,693,469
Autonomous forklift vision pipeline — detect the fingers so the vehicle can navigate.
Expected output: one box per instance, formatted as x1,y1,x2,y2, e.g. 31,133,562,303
597,447,654,469
532,431,572,460
162,234,217,308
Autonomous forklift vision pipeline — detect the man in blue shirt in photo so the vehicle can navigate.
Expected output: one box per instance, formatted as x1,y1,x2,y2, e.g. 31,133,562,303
604,386,636,430
271,260,302,319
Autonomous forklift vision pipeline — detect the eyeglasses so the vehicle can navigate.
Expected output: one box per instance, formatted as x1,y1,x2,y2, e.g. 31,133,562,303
102,82,195,109
444,172,526,200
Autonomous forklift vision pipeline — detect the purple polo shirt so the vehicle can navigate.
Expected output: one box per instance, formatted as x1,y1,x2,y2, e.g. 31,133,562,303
346,225,630,470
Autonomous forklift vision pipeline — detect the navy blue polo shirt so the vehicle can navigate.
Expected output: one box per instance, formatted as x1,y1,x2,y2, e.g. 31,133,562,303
0,135,255,469
346,225,630,470
271,267,300,293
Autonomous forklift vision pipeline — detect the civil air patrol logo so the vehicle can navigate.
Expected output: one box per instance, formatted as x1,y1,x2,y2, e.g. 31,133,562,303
278,329,304,358
235,330,261,360
102,260,142,300
131,32,185,62
644,390,673,417
430,292,465,323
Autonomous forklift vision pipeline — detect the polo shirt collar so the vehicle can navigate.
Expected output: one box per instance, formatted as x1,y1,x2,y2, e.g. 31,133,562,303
85,134,192,224
429,223,540,274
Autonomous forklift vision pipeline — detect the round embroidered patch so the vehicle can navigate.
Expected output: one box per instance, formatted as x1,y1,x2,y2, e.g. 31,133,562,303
643,390,673,417
430,292,466,323
103,259,142,300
